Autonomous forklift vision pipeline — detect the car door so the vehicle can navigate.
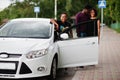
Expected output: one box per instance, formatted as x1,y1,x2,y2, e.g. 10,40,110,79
57,20,99,68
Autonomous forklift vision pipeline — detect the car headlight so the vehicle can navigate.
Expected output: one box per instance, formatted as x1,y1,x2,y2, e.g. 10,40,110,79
26,49,48,59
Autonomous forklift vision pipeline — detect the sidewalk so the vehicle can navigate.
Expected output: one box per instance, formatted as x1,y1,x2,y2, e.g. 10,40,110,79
72,26,120,80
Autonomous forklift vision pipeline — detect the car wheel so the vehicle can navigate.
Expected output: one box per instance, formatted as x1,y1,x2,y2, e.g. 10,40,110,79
47,57,57,80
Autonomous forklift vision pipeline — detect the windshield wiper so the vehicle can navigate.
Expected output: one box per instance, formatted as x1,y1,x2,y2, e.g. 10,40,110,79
26,37,50,39
0,36,10,38
0,36,23,38
0,36,50,39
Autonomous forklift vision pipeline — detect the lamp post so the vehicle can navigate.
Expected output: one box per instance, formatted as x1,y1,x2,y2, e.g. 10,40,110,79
54,0,57,20
9,0,14,18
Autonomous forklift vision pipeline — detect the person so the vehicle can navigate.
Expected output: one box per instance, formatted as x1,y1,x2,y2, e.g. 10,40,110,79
75,5,92,69
75,5,92,37
89,8,100,42
50,18,59,41
51,13,72,73
51,13,73,40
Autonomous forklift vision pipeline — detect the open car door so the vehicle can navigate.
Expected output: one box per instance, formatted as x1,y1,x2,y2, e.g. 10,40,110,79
57,20,99,68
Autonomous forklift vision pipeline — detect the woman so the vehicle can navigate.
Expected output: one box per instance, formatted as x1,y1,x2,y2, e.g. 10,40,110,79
89,8,100,42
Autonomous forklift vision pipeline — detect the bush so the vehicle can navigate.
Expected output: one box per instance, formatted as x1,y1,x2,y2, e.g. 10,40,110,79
111,22,120,33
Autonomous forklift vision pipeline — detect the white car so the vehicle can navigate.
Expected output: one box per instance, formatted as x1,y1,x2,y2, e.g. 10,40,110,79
0,18,98,80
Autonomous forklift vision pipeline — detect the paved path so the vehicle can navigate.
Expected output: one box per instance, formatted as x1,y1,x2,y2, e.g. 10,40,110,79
56,26,120,80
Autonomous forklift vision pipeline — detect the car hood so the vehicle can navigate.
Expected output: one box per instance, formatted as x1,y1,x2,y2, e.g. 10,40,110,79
0,38,50,54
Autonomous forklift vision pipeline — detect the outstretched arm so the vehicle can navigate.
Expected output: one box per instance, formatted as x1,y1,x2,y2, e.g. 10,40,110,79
50,19,59,30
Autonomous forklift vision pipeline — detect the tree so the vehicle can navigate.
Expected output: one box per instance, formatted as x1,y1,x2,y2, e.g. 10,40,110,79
104,0,120,25
0,0,119,31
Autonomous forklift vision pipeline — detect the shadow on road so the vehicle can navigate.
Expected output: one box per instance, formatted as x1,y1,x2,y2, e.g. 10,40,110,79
56,68,76,80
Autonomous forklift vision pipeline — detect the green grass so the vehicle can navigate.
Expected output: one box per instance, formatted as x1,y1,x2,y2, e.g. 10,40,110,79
115,28,120,33
110,22,120,33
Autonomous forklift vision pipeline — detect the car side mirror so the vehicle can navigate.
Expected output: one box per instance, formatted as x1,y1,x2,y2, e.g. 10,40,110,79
60,33,69,40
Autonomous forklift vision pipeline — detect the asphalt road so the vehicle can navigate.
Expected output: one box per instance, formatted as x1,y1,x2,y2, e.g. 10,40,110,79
36,67,77,80
56,68,76,80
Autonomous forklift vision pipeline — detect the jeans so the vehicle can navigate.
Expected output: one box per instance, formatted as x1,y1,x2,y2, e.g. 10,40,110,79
77,32,87,37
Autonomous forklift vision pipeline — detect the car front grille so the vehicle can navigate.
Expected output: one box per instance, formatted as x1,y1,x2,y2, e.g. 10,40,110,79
0,52,22,59
8,54,22,58
0,61,32,75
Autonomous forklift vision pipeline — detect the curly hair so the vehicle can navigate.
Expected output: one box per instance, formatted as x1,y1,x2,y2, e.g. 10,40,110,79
90,8,98,17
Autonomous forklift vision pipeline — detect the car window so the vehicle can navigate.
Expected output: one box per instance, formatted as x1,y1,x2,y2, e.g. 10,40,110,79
0,21,52,39
62,19,98,39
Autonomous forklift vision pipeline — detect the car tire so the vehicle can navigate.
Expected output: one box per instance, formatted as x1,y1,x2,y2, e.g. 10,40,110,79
47,57,57,80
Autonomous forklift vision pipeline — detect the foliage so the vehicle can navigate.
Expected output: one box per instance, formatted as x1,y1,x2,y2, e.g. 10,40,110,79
0,0,119,26
104,0,120,25
115,29,120,33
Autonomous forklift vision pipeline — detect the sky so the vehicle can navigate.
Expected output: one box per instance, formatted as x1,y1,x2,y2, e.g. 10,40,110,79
0,0,24,11
0,0,11,11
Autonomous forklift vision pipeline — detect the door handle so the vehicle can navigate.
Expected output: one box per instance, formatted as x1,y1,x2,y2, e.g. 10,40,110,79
87,41,95,45
92,42,95,44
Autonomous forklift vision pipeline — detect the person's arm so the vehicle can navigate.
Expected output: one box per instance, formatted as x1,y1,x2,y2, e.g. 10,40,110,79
66,23,73,38
50,19,59,30
97,19,100,43
75,12,81,34
70,29,73,38
69,24,73,38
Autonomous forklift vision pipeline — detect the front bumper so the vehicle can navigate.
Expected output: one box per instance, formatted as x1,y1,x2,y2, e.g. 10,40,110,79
0,54,52,79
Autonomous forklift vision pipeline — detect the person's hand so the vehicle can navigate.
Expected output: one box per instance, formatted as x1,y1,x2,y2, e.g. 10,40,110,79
62,27,65,32
62,27,69,32
65,27,69,29
55,24,59,31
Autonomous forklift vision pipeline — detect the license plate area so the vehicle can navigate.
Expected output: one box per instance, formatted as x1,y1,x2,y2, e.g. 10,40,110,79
0,61,18,74
0,63,15,70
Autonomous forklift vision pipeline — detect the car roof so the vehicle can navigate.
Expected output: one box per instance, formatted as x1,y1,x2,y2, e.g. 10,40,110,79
10,18,50,23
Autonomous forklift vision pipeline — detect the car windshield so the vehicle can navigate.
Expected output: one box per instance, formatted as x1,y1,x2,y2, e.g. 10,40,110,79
0,21,52,38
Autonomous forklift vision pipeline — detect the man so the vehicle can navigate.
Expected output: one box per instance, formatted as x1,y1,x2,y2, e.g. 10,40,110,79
76,5,92,37
50,13,72,73
75,5,92,69
51,13,73,40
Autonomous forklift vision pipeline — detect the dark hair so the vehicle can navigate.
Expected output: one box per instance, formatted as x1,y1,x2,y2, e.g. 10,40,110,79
84,4,92,10
91,8,98,17
61,12,68,17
